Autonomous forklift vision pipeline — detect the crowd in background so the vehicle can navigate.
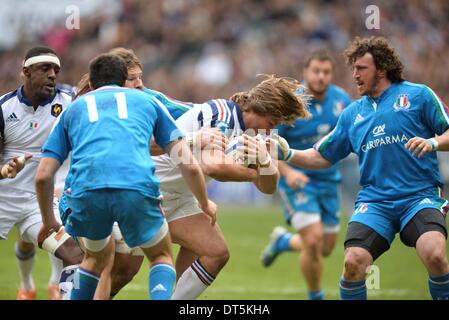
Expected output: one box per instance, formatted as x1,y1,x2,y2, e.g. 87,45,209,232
0,0,448,203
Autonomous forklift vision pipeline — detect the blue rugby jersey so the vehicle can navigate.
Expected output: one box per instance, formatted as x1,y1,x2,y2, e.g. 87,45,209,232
278,84,351,184
42,85,183,199
315,81,449,202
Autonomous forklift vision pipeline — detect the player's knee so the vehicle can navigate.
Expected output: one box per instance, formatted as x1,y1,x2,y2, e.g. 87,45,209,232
302,233,323,257
422,247,448,271
344,249,371,279
215,246,230,267
322,245,334,257
17,240,35,253
207,244,230,268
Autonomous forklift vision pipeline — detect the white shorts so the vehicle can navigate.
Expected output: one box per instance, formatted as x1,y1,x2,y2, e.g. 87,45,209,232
161,192,202,223
111,221,169,257
0,191,61,244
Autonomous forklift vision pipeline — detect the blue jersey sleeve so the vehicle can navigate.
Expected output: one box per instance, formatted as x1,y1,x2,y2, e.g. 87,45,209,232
152,100,184,149
41,110,71,164
313,109,352,164
276,124,289,138
421,86,449,135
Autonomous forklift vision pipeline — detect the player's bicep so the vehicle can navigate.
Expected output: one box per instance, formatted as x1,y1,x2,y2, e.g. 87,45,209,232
422,86,449,135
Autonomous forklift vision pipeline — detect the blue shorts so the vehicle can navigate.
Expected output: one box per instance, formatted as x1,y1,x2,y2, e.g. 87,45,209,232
279,180,340,228
63,189,166,248
351,187,449,244
59,193,71,226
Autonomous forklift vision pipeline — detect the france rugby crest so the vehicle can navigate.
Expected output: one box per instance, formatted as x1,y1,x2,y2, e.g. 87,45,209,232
393,94,410,112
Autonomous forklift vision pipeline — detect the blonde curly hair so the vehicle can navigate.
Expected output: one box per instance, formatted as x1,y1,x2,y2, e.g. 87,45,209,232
230,74,311,125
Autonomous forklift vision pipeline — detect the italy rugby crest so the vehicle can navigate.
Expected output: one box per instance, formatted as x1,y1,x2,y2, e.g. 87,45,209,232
333,101,344,116
393,94,410,112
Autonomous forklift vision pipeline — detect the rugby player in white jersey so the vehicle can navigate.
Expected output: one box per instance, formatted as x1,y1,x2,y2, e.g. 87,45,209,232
156,77,310,299
70,48,309,300
0,46,83,299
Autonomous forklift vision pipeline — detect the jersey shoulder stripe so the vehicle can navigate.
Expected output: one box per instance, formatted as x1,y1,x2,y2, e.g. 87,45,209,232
143,88,193,114
314,127,337,152
424,86,449,126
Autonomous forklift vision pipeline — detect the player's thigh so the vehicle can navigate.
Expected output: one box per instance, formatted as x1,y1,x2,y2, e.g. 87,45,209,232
169,212,227,257
344,221,390,261
400,208,447,248
349,201,398,247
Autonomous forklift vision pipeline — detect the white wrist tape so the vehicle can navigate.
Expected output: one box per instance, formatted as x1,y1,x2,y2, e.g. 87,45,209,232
428,138,439,152
41,226,71,254
259,153,272,166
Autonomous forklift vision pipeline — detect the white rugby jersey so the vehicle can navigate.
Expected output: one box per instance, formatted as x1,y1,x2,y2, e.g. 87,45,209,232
153,99,246,196
0,85,72,194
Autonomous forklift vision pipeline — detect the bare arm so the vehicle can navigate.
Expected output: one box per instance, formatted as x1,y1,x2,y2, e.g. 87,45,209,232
200,148,258,182
435,129,449,151
289,148,333,169
405,128,449,158
253,160,279,194
239,134,279,194
151,128,228,157
201,138,279,194
35,157,61,228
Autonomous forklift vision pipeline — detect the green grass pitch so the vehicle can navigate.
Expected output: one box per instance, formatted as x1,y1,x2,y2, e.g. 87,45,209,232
0,205,444,300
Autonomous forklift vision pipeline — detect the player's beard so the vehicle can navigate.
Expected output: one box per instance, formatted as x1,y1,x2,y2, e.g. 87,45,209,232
367,74,381,97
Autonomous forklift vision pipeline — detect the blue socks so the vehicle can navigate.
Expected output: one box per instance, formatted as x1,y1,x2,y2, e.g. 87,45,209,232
70,267,99,300
149,263,176,300
308,289,324,300
429,272,449,300
275,233,293,252
340,278,367,300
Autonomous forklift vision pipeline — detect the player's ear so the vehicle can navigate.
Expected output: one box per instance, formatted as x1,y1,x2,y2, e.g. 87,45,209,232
377,68,387,79
22,66,31,78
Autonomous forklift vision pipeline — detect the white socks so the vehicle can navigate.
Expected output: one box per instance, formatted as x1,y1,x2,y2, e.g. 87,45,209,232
172,259,214,300
48,253,63,285
15,243,36,292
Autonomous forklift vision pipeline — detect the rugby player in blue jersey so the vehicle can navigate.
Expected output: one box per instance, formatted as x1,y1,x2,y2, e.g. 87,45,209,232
261,50,352,300
35,53,216,300
275,37,449,300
